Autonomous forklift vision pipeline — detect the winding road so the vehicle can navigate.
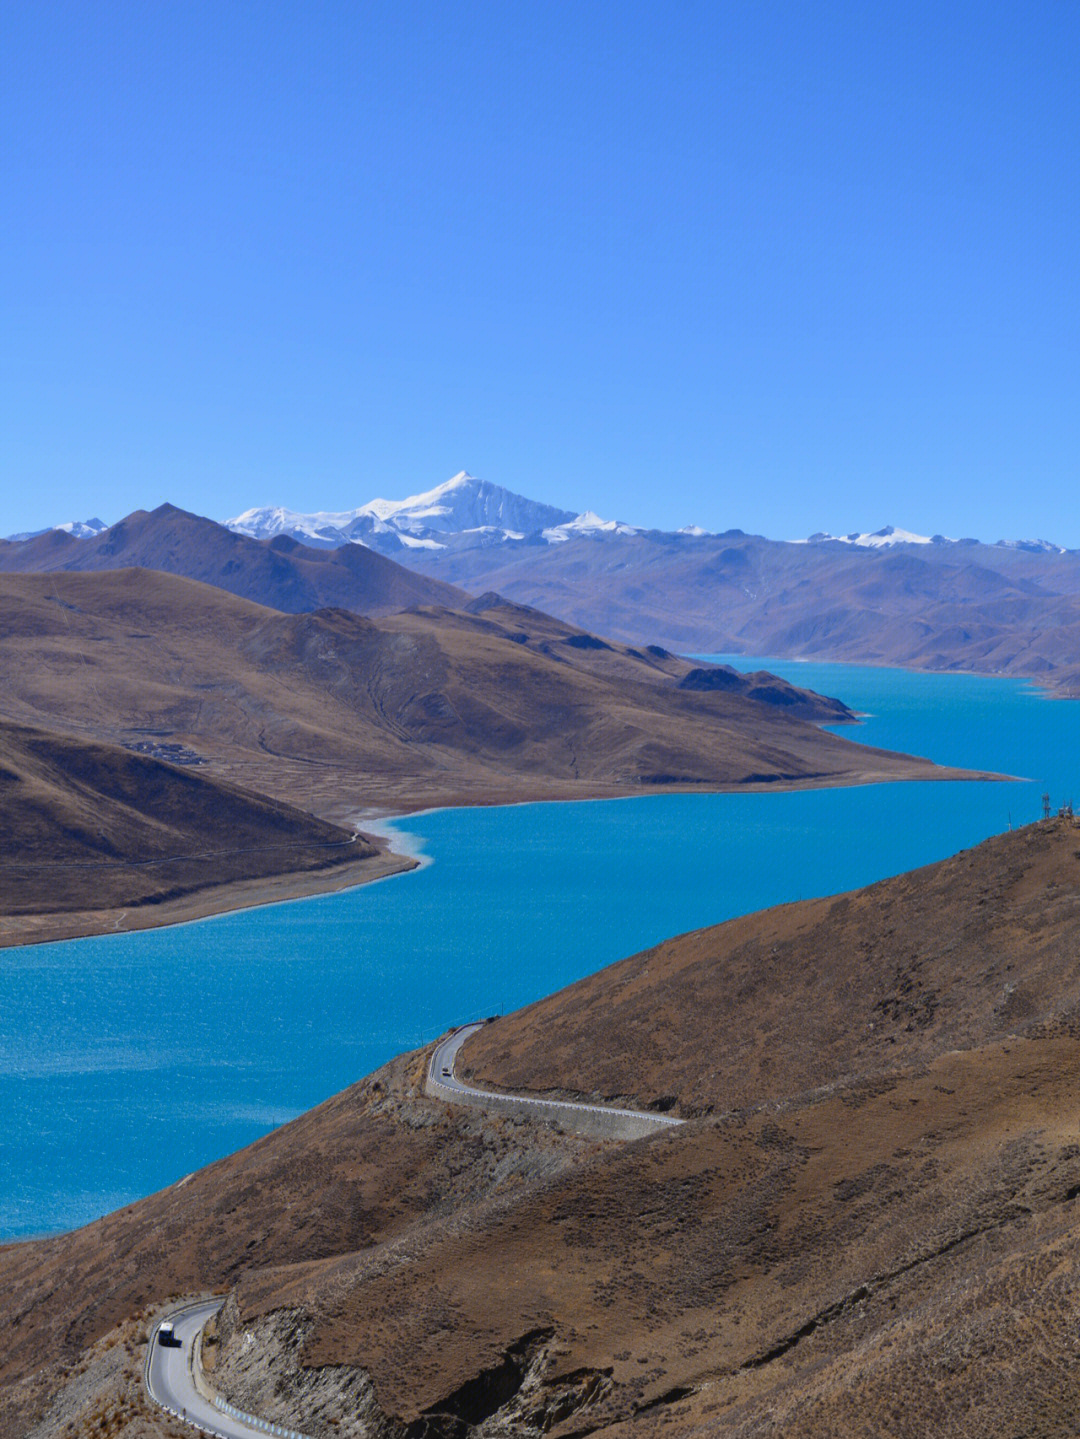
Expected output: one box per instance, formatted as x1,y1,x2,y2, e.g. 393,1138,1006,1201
145,1300,232,1438
146,1020,684,1436
426,1022,685,1134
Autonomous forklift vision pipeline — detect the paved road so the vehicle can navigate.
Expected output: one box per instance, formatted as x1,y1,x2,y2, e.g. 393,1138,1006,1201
146,1299,308,1438
147,1021,682,1435
147,1301,227,1436
426,1022,685,1132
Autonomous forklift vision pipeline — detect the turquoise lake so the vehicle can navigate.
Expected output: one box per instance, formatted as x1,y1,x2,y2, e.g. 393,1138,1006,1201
2,658,1077,1240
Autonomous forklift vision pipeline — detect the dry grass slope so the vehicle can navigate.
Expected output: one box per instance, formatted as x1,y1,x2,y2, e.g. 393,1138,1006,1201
0,716,375,915
0,570,958,827
6,821,1080,1438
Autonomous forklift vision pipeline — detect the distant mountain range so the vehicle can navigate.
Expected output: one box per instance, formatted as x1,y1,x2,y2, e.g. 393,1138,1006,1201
5,517,109,542
0,502,465,616
227,471,641,554
5,510,944,946
224,475,1070,556
8,473,1069,555
4,475,1080,694
803,524,1068,554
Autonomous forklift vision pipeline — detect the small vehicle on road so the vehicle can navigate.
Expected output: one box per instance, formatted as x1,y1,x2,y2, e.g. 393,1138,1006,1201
157,1322,182,1349
441,1066,451,1077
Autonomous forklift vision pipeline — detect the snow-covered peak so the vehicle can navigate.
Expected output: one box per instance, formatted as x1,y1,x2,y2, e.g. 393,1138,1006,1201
542,510,640,543
4,517,108,542
801,526,1072,553
678,524,709,537
995,537,1067,555
359,471,575,534
59,518,108,538
225,503,403,548
803,525,948,548
226,472,576,552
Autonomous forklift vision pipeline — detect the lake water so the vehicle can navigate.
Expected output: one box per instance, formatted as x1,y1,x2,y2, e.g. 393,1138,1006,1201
2,659,1077,1240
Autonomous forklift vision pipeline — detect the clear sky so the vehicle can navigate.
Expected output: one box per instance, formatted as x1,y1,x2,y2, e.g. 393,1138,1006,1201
3,1,1078,542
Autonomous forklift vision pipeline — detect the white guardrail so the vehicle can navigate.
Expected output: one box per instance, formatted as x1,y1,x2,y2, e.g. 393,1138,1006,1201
194,1315,316,1439
145,1305,315,1439
211,1394,313,1439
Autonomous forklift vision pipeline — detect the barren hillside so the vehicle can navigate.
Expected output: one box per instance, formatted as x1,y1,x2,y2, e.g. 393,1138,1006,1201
0,570,957,826
0,502,467,615
0,717,382,920
402,529,1080,695
7,821,1080,1438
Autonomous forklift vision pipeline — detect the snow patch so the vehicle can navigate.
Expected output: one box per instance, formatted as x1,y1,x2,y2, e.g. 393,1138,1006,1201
542,510,639,543
802,525,945,548
5,517,108,542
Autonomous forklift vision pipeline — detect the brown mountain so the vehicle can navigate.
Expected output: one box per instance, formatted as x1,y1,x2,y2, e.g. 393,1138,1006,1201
0,502,466,615
13,506,1080,696
5,818,1080,1439
399,529,1080,695
0,569,959,828
0,568,974,946
0,717,395,929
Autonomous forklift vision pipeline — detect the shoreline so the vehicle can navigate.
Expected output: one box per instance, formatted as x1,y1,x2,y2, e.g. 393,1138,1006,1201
2,759,1010,954
695,646,1080,701
0,839,419,952
335,753,1007,822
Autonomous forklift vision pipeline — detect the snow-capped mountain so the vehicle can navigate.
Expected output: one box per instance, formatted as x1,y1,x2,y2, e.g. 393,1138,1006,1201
994,537,1067,554
6,489,1069,560
226,472,636,555
361,472,575,535
803,525,1071,553
803,525,950,548
4,517,108,542
541,510,640,543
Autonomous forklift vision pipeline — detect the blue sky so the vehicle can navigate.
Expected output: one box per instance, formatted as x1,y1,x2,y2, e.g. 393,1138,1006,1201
3,1,1078,542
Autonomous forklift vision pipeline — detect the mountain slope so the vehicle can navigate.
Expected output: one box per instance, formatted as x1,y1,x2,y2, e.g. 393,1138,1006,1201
13,489,1080,694
0,717,381,920
401,527,1080,694
0,571,956,832
6,820,1080,1439
0,503,467,615
461,818,1080,1111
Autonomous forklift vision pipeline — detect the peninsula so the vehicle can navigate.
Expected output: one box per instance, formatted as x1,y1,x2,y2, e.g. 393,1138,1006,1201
0,564,980,947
